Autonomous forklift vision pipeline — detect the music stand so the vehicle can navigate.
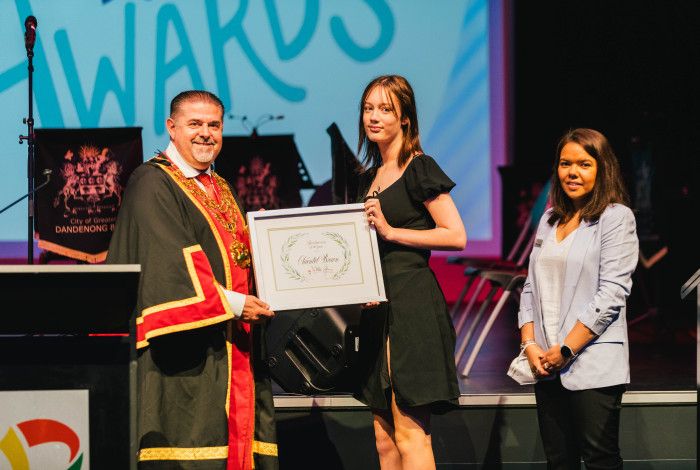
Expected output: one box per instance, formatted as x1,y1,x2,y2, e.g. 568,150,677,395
327,123,362,204
215,134,314,210
0,264,140,469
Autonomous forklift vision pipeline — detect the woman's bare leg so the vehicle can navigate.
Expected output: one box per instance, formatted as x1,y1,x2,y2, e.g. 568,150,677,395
390,394,435,470
372,336,402,469
387,336,435,470
372,408,402,469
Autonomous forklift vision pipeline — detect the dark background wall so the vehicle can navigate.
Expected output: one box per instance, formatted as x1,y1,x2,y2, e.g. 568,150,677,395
511,0,700,332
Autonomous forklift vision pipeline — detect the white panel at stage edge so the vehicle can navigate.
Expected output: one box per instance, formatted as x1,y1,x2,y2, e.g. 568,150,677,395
0,389,89,469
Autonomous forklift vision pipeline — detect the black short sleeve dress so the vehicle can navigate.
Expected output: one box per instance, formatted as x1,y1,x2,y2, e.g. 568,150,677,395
353,155,460,412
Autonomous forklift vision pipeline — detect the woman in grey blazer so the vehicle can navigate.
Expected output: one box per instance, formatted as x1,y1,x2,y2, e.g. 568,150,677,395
518,128,639,469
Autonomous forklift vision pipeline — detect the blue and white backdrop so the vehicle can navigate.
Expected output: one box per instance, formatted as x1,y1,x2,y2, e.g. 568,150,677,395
0,0,505,257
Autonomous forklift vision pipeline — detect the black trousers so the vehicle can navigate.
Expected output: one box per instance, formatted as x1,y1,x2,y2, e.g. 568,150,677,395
534,376,624,470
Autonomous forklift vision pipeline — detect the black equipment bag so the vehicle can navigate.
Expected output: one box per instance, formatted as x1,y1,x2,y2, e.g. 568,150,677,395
265,305,360,395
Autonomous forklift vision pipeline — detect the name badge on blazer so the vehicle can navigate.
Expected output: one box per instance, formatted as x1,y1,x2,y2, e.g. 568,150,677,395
534,239,543,247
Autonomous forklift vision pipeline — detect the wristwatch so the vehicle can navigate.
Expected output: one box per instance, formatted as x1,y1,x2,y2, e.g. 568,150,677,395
560,344,576,359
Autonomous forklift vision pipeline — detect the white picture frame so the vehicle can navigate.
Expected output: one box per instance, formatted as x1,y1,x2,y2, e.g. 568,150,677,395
246,203,386,311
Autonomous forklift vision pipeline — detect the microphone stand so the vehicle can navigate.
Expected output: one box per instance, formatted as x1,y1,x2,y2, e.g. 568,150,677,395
18,17,36,264
0,170,52,215
251,114,284,137
226,113,284,137
227,114,251,134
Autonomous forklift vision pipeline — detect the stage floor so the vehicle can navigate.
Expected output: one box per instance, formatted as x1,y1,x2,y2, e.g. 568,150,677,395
270,300,697,469
269,301,697,469
451,301,697,395
271,299,697,397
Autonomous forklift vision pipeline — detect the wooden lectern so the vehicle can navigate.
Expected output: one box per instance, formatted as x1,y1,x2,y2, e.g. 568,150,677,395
0,264,140,469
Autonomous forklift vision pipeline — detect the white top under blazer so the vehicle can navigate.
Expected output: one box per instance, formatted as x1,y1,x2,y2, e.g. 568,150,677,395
518,204,639,391
535,225,578,347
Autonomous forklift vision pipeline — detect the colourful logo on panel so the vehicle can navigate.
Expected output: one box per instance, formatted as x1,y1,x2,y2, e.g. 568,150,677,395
0,419,83,469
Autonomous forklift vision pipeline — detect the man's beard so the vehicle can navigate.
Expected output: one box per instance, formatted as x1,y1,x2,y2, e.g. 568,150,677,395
192,143,216,164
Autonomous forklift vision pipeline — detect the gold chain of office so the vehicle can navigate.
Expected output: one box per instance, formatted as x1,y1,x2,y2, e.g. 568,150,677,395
163,158,251,269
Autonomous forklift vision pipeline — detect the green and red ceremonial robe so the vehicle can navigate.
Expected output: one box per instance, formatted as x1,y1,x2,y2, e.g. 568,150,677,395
107,155,278,470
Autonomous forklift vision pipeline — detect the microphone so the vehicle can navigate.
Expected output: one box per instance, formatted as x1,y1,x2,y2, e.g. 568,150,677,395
249,113,285,136
228,114,251,132
0,168,52,215
24,16,37,54
227,113,248,121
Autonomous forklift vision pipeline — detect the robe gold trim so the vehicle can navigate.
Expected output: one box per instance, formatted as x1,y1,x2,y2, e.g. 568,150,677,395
137,441,277,461
134,244,233,349
138,446,228,461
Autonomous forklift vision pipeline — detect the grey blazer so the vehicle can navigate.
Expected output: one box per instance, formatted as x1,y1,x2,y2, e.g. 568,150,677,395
518,204,639,390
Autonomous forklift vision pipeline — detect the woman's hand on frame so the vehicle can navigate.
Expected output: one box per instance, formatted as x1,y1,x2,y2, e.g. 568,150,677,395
364,198,394,240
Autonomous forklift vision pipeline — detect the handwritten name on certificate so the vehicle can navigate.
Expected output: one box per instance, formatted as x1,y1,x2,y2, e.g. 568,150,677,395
268,223,363,291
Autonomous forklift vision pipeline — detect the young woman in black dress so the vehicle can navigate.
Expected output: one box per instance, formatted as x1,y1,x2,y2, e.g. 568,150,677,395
355,75,467,469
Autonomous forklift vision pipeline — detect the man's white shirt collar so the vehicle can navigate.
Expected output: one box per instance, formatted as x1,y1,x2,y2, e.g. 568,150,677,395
164,142,211,178
162,143,244,317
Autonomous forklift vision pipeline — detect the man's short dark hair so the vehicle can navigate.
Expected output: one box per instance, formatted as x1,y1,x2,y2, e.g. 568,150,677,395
170,90,225,118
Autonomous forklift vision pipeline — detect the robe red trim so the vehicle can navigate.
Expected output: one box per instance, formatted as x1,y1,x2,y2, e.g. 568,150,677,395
135,244,233,349
155,157,260,470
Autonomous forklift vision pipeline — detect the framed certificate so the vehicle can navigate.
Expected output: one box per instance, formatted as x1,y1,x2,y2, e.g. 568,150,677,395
246,203,386,310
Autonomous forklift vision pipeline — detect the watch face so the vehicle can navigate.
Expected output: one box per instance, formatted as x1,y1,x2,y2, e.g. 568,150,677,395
561,345,572,358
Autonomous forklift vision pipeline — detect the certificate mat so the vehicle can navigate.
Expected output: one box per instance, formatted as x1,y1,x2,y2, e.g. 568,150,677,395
247,203,386,310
